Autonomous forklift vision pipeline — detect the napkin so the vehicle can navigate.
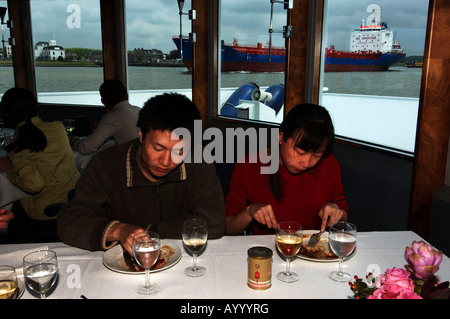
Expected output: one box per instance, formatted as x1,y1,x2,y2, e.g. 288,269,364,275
0,172,29,207
0,245,49,276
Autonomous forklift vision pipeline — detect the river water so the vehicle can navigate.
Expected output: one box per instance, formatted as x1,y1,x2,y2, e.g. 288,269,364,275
0,65,422,98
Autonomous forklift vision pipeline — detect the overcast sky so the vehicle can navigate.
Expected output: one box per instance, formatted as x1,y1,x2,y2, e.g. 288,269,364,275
0,0,429,56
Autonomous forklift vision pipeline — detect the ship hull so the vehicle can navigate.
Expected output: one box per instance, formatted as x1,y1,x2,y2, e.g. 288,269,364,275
324,53,406,72
172,37,404,73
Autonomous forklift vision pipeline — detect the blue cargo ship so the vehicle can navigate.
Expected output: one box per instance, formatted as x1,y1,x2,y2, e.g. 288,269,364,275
173,4,405,72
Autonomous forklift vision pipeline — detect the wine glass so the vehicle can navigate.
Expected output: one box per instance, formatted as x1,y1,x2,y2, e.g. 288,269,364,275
0,265,18,299
328,221,357,282
23,250,58,299
275,221,303,283
63,119,75,136
132,231,161,295
182,218,208,277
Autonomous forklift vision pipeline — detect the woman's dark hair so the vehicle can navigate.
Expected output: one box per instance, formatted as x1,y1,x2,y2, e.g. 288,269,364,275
0,87,47,153
270,103,335,202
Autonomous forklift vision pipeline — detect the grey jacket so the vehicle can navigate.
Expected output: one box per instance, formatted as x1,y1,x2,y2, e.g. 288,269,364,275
57,139,226,251
72,101,140,155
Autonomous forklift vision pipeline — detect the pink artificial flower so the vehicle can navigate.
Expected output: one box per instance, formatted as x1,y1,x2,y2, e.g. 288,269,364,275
404,241,443,280
368,267,422,299
379,268,415,291
368,283,422,299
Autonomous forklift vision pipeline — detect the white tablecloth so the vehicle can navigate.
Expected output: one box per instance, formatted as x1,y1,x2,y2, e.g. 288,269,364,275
0,231,449,300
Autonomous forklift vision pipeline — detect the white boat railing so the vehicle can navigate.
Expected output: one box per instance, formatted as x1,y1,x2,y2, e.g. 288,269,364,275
1,89,417,155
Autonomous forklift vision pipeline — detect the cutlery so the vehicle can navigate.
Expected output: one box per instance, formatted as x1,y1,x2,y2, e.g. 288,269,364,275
307,229,325,248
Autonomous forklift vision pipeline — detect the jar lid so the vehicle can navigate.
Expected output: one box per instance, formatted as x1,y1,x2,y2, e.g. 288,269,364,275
248,246,273,258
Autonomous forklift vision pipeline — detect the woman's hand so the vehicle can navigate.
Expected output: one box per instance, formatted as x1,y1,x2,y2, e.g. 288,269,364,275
247,203,278,230
318,203,348,231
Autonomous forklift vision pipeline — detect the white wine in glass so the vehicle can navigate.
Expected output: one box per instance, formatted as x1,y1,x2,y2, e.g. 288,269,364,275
182,218,208,277
276,221,303,283
23,250,58,299
132,231,161,295
328,221,357,282
0,266,18,299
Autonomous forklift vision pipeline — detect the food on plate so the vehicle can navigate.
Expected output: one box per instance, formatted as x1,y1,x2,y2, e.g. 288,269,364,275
298,233,337,259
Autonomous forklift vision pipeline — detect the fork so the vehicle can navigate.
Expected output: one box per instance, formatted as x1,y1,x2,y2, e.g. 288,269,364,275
307,229,325,248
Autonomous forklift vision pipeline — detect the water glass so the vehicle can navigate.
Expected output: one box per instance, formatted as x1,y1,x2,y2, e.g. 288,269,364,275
132,231,161,295
23,250,59,299
328,221,357,282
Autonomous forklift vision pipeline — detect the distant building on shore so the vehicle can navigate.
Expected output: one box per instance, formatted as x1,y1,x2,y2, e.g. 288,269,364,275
128,48,164,63
34,40,66,60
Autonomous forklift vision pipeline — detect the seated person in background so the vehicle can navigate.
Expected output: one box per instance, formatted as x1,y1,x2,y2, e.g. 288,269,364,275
58,93,226,254
225,103,349,235
71,79,140,155
0,88,80,243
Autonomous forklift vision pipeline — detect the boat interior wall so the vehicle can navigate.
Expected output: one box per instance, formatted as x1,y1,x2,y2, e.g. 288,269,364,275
446,134,450,187
430,185,450,256
37,104,106,124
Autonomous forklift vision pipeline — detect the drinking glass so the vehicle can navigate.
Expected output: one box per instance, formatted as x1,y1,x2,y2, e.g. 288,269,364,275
328,221,357,282
276,221,303,283
0,265,18,299
23,250,58,299
132,231,161,295
182,218,208,277
63,119,75,136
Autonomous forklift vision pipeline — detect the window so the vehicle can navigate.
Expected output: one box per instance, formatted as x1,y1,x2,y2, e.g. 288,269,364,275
319,0,428,155
125,0,192,107
218,0,289,124
0,1,13,93
30,0,103,105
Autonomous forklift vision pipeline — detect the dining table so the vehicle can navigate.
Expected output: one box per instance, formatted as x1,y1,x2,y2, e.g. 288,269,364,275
1,230,449,301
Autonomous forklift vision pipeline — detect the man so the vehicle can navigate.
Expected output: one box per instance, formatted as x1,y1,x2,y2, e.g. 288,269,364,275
71,79,140,155
57,93,226,253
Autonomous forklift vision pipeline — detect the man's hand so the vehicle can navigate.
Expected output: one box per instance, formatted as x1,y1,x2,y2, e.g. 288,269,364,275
107,222,146,254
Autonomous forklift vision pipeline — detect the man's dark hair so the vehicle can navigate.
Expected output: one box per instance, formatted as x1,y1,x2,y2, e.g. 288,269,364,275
99,79,128,106
137,93,201,136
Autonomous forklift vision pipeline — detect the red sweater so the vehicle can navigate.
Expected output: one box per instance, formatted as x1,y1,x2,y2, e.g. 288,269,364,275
225,153,349,234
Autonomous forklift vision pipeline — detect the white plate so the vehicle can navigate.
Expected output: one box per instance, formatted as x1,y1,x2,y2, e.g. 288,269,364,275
103,240,181,274
296,230,356,262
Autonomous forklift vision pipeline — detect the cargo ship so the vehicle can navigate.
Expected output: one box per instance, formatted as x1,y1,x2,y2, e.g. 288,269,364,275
324,22,405,72
173,5,405,72
173,37,286,72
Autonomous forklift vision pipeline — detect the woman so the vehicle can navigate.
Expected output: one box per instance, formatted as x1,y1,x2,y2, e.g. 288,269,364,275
0,88,80,242
225,103,349,235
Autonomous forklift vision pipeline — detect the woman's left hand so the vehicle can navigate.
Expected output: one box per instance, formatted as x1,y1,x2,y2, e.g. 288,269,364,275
318,203,348,231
